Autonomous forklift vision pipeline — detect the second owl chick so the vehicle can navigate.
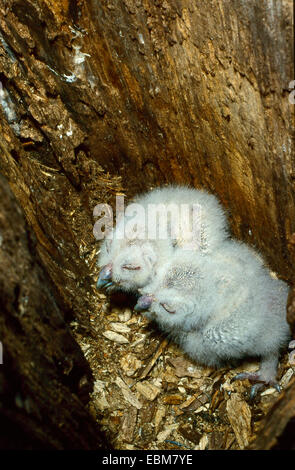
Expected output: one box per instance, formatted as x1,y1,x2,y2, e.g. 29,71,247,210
97,185,229,293
135,241,290,397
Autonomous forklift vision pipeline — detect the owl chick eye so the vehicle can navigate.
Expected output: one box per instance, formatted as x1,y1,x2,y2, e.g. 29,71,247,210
160,303,176,314
122,264,141,271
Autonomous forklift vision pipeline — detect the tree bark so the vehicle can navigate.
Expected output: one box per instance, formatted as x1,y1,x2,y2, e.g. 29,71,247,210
0,174,108,449
0,0,294,449
249,377,295,450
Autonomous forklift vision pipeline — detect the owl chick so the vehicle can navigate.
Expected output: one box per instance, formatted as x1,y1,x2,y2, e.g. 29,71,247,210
97,185,229,293
135,241,291,397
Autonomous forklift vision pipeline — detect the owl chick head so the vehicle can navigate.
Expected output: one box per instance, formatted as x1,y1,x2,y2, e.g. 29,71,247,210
97,235,174,293
135,250,209,330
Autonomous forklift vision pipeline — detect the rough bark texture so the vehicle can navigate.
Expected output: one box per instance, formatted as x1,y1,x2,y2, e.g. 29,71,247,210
0,0,294,449
249,377,295,450
0,174,109,449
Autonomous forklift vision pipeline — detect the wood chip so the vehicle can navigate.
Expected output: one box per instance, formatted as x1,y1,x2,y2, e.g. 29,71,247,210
208,430,226,450
118,308,132,322
92,380,110,410
93,379,107,393
157,424,178,443
103,330,129,344
130,333,146,348
260,387,277,396
93,392,109,411
179,392,208,411
115,377,142,409
138,338,169,381
168,357,212,378
289,350,295,365
154,405,166,432
120,353,142,377
195,434,209,450
136,381,161,401
178,424,202,444
163,394,183,405
280,367,294,388
120,407,138,443
226,393,251,449
109,322,131,333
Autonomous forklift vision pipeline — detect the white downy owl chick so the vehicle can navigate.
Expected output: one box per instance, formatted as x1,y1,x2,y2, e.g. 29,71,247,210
135,241,291,397
97,185,229,293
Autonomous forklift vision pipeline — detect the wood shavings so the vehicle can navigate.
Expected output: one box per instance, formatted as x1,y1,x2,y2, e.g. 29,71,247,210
157,424,178,443
288,349,295,365
93,391,110,411
136,381,161,401
208,431,226,450
163,394,183,405
195,434,209,450
138,338,169,381
92,380,110,410
115,377,142,409
178,424,202,445
93,379,108,393
162,367,181,384
109,322,131,334
181,393,209,412
154,405,166,432
97,293,107,300
103,330,129,344
280,367,294,388
130,333,147,348
120,407,138,443
226,393,252,449
118,308,132,322
168,356,212,378
120,353,142,377
260,387,277,396
179,395,197,410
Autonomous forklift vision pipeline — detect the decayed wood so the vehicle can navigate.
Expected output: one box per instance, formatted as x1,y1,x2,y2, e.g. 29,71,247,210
0,174,108,449
249,378,295,450
0,0,294,281
0,0,294,449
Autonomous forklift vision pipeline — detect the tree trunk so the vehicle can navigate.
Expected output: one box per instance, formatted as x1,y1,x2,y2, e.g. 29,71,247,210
0,0,294,449
0,174,108,449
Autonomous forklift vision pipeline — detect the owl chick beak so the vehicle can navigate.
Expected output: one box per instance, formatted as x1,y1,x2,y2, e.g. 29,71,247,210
97,263,113,289
134,295,154,312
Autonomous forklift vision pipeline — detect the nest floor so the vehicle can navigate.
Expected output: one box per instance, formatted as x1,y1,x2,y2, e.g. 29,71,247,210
71,277,294,450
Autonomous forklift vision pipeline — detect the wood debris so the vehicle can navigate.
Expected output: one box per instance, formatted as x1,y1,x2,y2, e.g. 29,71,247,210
195,434,209,450
118,308,132,322
154,405,166,432
115,377,142,409
103,330,129,344
280,367,294,388
120,353,142,377
109,322,131,334
138,338,169,381
157,424,179,443
75,279,292,450
120,407,138,443
136,381,161,401
168,356,212,378
226,393,252,449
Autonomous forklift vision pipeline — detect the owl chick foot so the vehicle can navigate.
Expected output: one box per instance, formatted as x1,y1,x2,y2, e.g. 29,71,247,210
232,371,281,400
232,354,281,400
